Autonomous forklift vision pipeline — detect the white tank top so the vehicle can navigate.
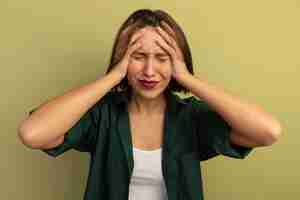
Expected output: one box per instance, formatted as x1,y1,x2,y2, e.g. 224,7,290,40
128,147,168,200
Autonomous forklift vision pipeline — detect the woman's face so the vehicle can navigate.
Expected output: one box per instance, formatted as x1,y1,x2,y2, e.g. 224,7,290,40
126,26,173,100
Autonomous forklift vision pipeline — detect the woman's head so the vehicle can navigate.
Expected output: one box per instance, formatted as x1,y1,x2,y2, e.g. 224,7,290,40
106,9,194,96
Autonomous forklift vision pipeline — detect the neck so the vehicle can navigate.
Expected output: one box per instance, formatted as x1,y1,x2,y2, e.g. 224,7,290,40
128,92,167,116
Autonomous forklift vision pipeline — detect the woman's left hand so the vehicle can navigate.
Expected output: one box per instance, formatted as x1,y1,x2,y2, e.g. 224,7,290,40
154,22,191,81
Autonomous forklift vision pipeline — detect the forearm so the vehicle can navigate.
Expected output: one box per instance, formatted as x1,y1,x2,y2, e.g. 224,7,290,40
18,70,123,148
176,73,282,142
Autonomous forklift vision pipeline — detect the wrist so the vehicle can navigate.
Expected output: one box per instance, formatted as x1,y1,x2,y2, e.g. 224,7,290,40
173,71,192,84
109,69,126,81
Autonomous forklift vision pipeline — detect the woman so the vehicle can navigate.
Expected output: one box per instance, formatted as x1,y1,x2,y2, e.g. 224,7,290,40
18,9,282,200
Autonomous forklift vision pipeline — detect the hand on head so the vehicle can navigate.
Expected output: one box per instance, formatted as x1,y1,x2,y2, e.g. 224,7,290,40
112,21,189,80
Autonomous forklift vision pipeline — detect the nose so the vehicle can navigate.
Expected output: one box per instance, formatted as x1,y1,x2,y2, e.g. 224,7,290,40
143,58,155,77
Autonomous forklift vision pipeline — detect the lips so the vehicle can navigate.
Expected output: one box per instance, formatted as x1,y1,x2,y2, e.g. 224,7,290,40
139,80,159,89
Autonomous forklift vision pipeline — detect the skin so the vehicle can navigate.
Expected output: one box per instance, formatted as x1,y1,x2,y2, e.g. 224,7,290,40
113,22,188,116
34,23,281,149
119,22,282,147
127,26,172,115
20,21,281,150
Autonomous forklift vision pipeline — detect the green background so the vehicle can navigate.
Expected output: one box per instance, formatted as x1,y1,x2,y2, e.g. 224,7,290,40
3,1,298,199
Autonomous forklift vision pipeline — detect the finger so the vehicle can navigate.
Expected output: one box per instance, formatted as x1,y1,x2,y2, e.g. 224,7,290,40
119,21,142,38
117,22,143,51
125,40,142,58
157,25,184,60
155,26,184,60
157,21,178,48
117,30,142,50
155,26,176,51
116,32,142,55
128,32,143,45
154,39,177,60
160,21,177,39
155,27,184,60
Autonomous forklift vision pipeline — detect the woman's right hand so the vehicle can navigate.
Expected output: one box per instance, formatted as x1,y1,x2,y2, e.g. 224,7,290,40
111,26,143,79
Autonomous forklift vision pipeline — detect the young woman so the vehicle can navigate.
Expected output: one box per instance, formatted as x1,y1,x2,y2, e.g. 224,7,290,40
18,9,282,200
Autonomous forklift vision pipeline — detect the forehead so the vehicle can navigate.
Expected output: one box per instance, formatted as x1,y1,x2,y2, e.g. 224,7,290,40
134,26,160,38
132,26,166,54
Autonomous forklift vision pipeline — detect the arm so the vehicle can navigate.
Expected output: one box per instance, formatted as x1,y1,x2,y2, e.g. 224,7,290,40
175,72,282,147
18,70,123,149
41,135,65,149
152,24,281,148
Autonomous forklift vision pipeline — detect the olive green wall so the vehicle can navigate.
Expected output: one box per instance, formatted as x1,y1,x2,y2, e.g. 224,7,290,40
3,1,298,199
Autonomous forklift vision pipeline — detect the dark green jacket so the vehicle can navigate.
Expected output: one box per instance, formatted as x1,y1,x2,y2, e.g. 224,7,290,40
33,90,253,200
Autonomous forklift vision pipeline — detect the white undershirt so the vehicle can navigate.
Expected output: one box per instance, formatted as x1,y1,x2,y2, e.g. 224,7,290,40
128,147,168,200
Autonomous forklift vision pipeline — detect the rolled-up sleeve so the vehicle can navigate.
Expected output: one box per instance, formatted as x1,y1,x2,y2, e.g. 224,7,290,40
189,96,253,160
28,92,111,158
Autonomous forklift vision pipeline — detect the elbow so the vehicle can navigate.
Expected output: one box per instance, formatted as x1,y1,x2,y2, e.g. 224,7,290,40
263,123,282,146
18,125,42,149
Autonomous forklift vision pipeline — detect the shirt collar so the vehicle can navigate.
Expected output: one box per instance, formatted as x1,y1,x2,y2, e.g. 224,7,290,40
113,90,187,113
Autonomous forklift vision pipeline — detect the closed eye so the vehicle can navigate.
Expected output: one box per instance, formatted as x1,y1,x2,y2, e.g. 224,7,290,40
157,56,169,62
132,53,145,60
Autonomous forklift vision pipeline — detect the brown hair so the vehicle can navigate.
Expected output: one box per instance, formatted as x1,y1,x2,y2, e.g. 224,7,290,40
105,9,194,95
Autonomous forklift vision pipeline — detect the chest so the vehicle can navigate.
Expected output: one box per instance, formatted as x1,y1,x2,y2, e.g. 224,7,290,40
128,112,165,150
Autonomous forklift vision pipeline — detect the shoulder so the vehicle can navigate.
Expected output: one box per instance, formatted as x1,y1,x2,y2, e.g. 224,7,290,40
183,96,227,127
176,95,222,124
94,90,129,112
183,96,212,112
179,95,213,113
96,91,121,105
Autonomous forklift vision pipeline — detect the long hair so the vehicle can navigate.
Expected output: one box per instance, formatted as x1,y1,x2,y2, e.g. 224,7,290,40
105,9,194,95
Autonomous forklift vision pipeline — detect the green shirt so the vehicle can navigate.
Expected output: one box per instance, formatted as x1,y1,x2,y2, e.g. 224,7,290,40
34,90,253,200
